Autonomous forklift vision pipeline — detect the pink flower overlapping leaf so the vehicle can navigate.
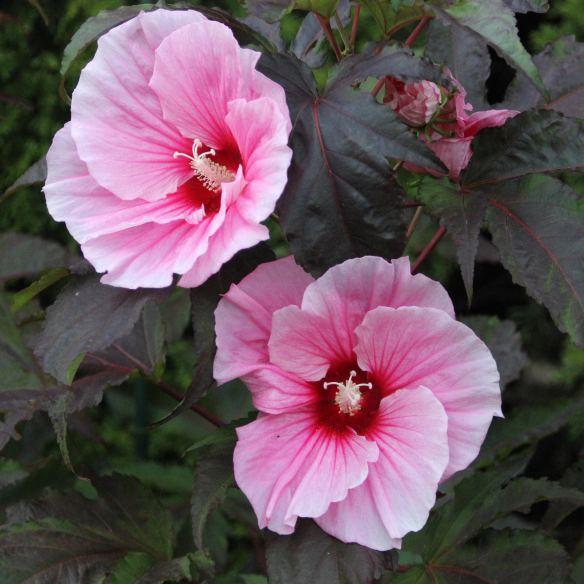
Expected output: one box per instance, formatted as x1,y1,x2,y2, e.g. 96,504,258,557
44,9,292,288
214,255,502,550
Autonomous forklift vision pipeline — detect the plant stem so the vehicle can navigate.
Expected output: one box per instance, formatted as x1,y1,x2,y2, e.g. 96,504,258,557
412,225,446,273
316,14,342,61
334,11,351,53
371,77,385,98
404,15,432,47
153,378,225,428
386,16,424,39
350,4,361,51
406,206,423,238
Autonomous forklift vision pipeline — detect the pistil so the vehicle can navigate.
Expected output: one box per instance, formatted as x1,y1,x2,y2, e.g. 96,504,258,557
324,370,372,416
174,139,235,192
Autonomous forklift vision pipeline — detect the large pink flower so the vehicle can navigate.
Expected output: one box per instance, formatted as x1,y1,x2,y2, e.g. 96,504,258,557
214,256,502,550
385,73,518,179
43,9,292,288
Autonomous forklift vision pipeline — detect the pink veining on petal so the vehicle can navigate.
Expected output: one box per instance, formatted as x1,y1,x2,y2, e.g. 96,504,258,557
234,410,378,534
44,9,292,289
215,255,502,550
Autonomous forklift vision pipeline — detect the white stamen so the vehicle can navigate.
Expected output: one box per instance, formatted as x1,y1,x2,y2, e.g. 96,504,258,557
173,139,235,192
323,370,372,416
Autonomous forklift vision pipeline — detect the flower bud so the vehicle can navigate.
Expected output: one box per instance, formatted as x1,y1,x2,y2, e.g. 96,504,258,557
384,77,442,127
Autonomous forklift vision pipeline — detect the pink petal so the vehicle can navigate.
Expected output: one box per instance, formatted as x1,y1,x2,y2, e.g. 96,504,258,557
70,10,202,201
177,167,266,288
150,21,290,150
299,256,455,354
225,97,292,224
234,411,379,534
242,366,319,414
82,213,221,289
317,387,449,549
427,137,474,179
44,123,199,244
268,306,353,381
213,257,314,384
463,109,519,136
354,306,501,479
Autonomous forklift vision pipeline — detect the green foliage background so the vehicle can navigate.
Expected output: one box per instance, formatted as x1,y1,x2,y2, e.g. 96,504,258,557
0,1,583,582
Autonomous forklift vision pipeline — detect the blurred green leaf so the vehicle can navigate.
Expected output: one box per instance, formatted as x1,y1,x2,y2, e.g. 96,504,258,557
60,4,155,79
11,268,70,314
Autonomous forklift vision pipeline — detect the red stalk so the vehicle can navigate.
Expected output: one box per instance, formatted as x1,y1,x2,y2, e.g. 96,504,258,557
316,14,342,61
412,226,447,273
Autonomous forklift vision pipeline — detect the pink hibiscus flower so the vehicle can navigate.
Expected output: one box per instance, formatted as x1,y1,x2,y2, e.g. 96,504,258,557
43,9,292,288
384,73,518,179
214,255,502,550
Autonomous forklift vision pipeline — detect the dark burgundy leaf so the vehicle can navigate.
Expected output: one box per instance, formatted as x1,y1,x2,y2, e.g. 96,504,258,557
35,275,167,384
463,110,584,187
412,177,487,302
259,52,445,274
191,444,234,552
484,175,584,346
461,315,527,388
0,475,173,583
154,244,274,425
266,520,386,584
502,0,549,12
425,18,490,108
2,158,47,199
432,0,546,96
503,36,584,118
0,233,67,283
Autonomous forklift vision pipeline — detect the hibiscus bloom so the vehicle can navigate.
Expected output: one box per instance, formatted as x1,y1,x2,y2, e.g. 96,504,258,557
384,73,518,178
43,9,292,288
214,256,502,550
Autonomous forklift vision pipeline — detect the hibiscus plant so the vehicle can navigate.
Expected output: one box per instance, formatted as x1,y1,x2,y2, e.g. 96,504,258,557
0,0,583,582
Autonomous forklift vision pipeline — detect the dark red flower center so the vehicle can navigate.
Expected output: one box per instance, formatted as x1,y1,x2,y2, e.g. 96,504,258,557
316,363,382,435
175,139,241,216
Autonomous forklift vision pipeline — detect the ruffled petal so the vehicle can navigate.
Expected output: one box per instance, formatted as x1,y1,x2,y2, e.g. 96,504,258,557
213,257,314,384
44,123,200,244
354,306,501,479
234,411,379,534
81,219,212,288
269,306,353,381
300,256,455,354
178,167,267,288
225,97,292,224
242,366,318,415
70,9,202,201
463,109,519,136
427,137,474,179
150,20,290,150
316,387,449,548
